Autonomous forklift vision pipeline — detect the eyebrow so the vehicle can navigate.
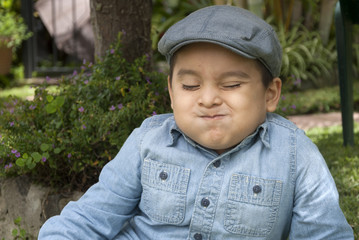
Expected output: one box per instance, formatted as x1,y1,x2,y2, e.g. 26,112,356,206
219,70,251,80
176,68,251,80
176,69,200,78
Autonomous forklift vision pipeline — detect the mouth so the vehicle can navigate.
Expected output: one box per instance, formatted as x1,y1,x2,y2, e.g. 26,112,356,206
200,114,226,120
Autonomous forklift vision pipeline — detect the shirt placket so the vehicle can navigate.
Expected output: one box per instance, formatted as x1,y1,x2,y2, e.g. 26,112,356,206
188,155,228,240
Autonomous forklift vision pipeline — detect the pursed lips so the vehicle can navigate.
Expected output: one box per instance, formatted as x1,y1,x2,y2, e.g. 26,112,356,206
200,114,227,120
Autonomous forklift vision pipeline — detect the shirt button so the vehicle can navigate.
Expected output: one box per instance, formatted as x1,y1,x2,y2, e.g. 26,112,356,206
201,198,210,207
213,160,221,168
253,185,262,194
194,233,203,240
159,171,168,180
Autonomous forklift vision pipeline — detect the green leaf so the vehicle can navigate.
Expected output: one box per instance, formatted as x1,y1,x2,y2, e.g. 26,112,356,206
15,158,25,167
40,143,50,152
27,162,36,169
22,153,29,159
55,96,65,107
20,229,26,238
12,228,18,237
46,95,54,103
43,152,50,158
45,103,57,114
54,148,61,154
26,157,33,165
32,152,42,162
14,217,21,225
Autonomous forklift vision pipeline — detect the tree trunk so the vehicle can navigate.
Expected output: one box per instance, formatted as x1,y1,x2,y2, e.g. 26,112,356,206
318,0,337,45
90,0,152,63
290,0,302,27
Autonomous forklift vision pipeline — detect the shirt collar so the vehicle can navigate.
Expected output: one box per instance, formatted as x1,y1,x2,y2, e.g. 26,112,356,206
167,116,271,150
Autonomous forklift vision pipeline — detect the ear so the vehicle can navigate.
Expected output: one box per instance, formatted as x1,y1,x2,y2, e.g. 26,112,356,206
167,76,174,109
265,77,282,112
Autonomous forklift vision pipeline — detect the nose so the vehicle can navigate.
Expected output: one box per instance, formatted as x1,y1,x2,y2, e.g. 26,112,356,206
198,86,222,107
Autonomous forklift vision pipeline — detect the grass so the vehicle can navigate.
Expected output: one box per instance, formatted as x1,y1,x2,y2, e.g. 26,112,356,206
307,124,359,238
0,83,58,100
0,85,35,99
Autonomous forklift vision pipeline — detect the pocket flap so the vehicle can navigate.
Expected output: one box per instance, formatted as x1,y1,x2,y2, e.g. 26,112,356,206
142,158,190,194
228,174,282,206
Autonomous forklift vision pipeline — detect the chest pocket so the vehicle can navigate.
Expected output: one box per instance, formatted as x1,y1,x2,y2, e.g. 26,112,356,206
140,158,190,224
224,174,282,238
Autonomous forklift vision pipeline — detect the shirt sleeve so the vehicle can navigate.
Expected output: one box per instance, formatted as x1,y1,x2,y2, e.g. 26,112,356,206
38,126,144,239
289,132,354,239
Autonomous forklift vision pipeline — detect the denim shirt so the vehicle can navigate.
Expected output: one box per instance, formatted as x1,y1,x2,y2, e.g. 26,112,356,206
39,113,354,240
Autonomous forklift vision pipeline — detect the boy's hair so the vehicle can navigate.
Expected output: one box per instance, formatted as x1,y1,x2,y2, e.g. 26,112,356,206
158,5,282,80
168,50,274,89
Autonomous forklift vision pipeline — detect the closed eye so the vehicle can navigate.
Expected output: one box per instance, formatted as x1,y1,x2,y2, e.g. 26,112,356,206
223,83,241,89
182,84,200,91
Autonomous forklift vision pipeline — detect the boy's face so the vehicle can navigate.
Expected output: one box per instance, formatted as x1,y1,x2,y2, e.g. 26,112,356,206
168,43,281,154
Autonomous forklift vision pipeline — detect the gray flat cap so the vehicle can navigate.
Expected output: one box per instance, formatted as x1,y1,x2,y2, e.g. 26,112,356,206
158,5,282,77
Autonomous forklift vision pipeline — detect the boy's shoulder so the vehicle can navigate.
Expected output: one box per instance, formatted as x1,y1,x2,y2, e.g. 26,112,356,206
140,113,175,130
266,113,300,132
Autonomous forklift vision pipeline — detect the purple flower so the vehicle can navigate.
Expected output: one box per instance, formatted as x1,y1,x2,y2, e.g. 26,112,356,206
293,78,301,86
15,152,21,158
84,80,89,84
83,59,87,65
29,105,36,110
82,124,86,129
42,157,47,162
73,70,78,76
9,122,14,127
145,77,152,84
67,153,72,158
110,49,115,54
282,107,287,112
78,106,85,113
5,163,13,169
11,149,17,154
46,76,51,82
115,76,121,81
109,105,116,111
152,111,157,116
291,105,297,109
117,103,123,110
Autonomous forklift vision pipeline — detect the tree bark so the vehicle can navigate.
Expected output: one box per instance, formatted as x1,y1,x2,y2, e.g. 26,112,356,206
90,0,152,63
318,0,337,45
290,0,302,27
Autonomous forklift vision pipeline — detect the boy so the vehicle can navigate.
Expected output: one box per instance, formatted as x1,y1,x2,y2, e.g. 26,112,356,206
39,5,354,239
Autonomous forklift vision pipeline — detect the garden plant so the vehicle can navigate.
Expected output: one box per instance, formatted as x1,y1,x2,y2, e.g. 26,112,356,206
0,38,171,191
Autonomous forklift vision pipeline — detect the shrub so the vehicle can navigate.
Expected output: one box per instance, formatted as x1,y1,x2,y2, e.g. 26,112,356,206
277,23,337,89
0,40,171,191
